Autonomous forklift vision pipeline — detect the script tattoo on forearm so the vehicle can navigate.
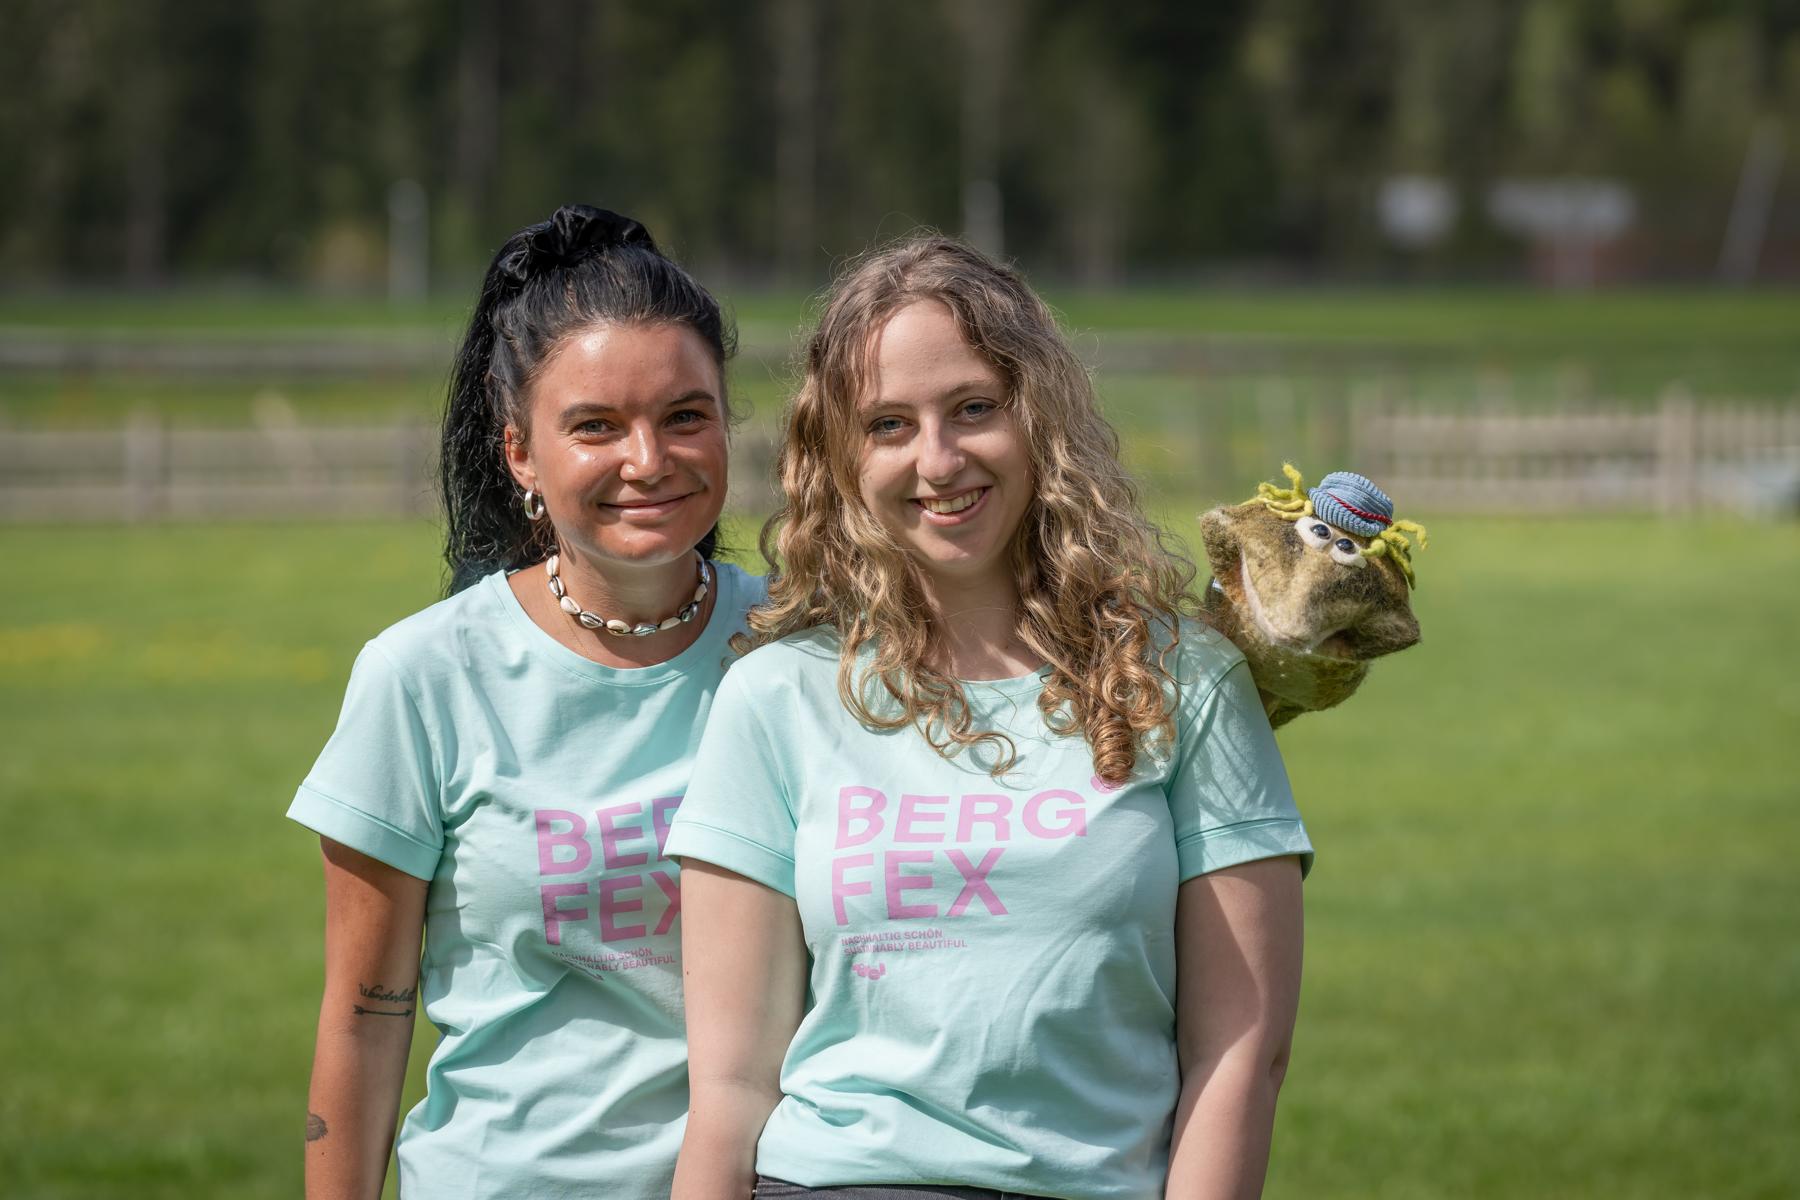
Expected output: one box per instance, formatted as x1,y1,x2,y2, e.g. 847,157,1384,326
306,1112,329,1142
352,981,417,1018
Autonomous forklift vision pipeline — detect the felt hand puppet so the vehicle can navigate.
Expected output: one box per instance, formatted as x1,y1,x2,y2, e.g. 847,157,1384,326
1198,464,1428,728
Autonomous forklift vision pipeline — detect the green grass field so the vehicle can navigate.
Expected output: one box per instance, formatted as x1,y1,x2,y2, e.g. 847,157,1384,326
3,285,1796,1195
1,512,1796,1199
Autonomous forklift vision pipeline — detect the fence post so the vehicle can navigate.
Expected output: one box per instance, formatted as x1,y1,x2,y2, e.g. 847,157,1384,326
125,408,165,522
1656,384,1698,515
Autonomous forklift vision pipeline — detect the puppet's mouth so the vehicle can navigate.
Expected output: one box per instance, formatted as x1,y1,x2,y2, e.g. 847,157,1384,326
1238,559,1359,660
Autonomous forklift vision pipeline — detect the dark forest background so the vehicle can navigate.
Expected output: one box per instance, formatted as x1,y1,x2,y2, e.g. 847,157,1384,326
7,0,1800,288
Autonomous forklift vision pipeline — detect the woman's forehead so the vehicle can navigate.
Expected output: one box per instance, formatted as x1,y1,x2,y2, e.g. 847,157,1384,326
860,301,1003,407
532,323,720,405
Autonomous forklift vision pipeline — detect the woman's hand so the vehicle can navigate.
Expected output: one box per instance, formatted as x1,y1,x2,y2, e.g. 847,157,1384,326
671,860,808,1200
1166,856,1305,1199
304,838,429,1200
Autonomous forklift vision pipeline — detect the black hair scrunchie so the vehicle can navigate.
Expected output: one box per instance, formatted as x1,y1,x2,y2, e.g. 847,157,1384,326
494,204,655,287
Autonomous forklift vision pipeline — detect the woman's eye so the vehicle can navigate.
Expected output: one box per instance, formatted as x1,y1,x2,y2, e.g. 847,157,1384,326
960,399,997,419
667,409,705,427
868,416,908,437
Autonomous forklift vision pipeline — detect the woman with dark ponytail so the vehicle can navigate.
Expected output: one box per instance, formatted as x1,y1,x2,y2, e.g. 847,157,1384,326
288,205,764,1199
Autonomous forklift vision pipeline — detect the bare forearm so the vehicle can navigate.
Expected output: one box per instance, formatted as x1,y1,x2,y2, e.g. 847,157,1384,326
307,841,428,1200
1169,860,1304,1199
671,1080,782,1200
1165,1052,1285,1199
672,863,806,1200
304,985,417,1200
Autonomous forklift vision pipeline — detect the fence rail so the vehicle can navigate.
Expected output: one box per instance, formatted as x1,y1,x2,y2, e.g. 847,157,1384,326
0,418,783,522
2,396,1796,522
0,420,442,521
1350,392,1800,515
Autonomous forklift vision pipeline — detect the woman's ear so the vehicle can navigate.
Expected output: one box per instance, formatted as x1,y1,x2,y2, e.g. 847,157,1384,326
503,424,535,492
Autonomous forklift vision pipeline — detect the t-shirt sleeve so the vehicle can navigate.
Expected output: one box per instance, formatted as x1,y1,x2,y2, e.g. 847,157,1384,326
287,642,444,881
1168,658,1314,882
664,663,798,897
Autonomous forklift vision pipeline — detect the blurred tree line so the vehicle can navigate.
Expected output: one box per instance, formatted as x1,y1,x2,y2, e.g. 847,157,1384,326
5,0,1798,287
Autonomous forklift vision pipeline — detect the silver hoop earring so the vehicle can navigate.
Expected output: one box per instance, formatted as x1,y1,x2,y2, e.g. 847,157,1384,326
522,488,546,520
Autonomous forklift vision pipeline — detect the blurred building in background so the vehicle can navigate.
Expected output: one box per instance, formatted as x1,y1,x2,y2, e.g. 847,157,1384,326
4,0,1798,290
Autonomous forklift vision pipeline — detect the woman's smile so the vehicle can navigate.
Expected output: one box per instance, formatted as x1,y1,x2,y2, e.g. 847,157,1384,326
601,489,701,522
913,485,991,523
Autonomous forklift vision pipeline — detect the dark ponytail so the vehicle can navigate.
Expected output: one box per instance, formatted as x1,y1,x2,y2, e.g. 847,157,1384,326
439,205,736,594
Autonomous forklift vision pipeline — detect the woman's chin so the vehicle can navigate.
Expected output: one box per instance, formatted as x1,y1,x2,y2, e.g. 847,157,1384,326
568,526,715,570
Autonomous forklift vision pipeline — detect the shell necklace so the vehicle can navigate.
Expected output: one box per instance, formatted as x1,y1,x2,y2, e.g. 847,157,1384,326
545,551,711,637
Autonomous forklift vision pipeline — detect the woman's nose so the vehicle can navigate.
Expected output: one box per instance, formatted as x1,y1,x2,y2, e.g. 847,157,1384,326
915,423,967,484
619,425,670,482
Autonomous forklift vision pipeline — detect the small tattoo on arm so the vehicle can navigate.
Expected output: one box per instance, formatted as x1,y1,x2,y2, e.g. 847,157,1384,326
306,1112,328,1142
352,981,417,1017
358,982,417,1004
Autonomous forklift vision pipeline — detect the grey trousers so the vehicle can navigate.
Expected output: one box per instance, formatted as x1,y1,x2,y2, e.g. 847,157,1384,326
754,1176,1051,1200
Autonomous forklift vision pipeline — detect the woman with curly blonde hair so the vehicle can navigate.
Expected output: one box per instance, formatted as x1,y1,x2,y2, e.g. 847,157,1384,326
668,235,1313,1199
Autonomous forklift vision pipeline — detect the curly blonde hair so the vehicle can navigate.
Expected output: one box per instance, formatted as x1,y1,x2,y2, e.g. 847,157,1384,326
744,234,1200,784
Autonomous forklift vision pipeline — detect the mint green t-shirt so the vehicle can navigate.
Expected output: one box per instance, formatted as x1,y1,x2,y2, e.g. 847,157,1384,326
288,563,763,1200
665,619,1312,1200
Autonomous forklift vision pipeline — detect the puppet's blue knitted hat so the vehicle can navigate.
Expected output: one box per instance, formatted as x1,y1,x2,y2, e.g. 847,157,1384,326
1309,471,1394,538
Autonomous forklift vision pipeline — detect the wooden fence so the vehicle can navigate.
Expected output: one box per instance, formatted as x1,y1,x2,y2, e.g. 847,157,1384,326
1350,391,1800,516
0,417,782,523
0,419,441,522
1,396,1796,522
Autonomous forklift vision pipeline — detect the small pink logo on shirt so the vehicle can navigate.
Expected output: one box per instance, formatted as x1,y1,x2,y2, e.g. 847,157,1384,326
1090,774,1121,794
852,962,887,981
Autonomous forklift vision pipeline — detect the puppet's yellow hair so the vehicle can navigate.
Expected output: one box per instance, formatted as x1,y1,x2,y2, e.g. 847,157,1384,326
1244,462,1430,588
1361,519,1429,587
1251,462,1314,520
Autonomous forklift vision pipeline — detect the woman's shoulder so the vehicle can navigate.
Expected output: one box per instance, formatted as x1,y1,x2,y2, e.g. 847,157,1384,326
1160,613,1249,703
712,559,770,613
357,571,512,679
723,625,842,693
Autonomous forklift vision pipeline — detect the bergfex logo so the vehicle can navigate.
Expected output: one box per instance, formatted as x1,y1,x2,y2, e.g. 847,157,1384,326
535,797,681,944
828,785,1088,925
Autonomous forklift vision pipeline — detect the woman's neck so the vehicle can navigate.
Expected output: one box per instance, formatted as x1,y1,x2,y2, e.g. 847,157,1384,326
564,546,701,621
512,546,714,669
919,573,1040,681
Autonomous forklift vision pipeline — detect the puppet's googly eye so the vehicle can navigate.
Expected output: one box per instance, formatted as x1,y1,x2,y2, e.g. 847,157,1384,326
1329,537,1367,568
1297,520,1332,549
